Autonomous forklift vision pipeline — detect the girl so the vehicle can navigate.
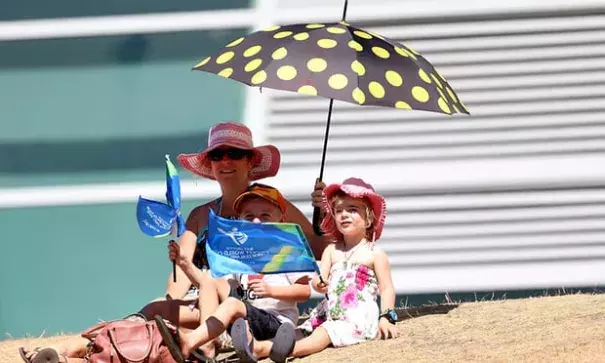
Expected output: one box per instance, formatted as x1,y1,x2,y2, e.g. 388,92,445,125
238,177,399,363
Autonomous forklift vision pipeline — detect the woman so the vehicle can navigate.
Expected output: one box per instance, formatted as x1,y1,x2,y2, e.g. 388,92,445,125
141,121,326,323
19,121,327,363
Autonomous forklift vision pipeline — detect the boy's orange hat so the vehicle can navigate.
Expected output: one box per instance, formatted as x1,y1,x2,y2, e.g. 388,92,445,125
233,183,287,215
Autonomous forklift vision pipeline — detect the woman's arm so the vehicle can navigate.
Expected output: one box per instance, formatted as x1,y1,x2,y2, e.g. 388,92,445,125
285,200,329,259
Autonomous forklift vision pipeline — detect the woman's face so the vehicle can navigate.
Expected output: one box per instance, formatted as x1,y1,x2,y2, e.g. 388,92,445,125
208,147,253,184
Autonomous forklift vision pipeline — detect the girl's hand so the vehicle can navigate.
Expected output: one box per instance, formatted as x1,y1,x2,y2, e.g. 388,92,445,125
168,240,189,268
311,178,327,209
312,276,328,294
248,279,273,298
378,317,398,340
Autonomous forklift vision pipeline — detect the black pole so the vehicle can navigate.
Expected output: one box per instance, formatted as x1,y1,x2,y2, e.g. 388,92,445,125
312,0,348,234
312,99,334,235
173,261,177,283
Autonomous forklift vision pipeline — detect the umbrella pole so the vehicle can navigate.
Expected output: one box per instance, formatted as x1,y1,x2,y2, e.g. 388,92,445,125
312,98,334,235
312,0,348,234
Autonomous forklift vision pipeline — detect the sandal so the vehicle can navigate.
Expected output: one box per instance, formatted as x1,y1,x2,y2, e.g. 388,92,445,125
269,323,296,363
154,315,187,363
154,315,215,363
231,318,257,363
19,347,64,363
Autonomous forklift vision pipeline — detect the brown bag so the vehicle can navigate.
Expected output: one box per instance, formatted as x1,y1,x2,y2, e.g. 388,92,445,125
81,319,177,363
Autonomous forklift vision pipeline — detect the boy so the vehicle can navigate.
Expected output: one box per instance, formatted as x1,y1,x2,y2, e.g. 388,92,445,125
157,184,311,363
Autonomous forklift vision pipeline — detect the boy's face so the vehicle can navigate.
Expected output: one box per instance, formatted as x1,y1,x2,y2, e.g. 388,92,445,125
238,196,284,223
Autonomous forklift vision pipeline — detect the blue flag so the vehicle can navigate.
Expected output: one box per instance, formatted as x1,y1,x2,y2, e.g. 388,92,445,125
206,210,320,278
136,155,186,238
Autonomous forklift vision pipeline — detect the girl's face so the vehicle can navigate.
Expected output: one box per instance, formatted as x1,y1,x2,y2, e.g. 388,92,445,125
332,195,372,239
209,147,253,185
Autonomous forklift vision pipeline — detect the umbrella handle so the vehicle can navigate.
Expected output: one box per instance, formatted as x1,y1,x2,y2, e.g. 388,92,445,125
312,207,324,235
172,260,177,283
313,98,334,235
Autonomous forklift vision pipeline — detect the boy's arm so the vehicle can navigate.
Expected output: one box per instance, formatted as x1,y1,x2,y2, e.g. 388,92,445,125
248,276,311,302
312,243,333,292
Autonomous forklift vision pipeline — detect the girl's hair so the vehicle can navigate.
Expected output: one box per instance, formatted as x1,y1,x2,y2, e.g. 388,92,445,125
330,190,376,240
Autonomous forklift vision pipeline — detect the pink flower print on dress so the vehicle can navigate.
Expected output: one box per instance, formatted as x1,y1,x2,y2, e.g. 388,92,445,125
355,265,370,290
340,285,359,309
310,315,326,329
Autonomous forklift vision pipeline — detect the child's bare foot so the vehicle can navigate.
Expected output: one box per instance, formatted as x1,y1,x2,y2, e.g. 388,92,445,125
252,340,272,360
177,330,196,358
198,341,216,360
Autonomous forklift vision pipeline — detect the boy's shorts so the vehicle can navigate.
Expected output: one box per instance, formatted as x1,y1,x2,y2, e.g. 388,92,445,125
242,302,283,341
227,285,285,341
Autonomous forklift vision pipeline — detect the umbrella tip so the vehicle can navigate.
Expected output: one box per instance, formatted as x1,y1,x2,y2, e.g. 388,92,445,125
165,154,170,161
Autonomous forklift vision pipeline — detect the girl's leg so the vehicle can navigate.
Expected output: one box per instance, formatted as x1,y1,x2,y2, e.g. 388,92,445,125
253,327,332,360
20,346,87,362
195,275,232,358
179,297,247,357
20,335,90,360
139,299,200,329
291,327,332,357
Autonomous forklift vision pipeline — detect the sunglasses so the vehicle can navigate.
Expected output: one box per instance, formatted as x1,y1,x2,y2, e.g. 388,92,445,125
207,148,253,162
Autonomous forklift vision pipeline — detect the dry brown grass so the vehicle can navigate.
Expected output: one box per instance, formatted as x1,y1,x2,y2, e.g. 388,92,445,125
3,293,605,363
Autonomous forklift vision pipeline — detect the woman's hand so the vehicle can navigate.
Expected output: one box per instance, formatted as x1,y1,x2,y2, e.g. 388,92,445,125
168,240,189,269
312,276,328,294
378,317,398,340
311,178,327,209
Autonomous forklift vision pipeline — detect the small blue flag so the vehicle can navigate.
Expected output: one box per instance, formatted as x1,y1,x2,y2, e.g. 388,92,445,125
206,210,320,278
136,155,185,238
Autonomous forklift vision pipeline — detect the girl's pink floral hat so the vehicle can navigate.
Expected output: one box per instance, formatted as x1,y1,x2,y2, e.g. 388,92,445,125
321,177,387,241
177,122,280,181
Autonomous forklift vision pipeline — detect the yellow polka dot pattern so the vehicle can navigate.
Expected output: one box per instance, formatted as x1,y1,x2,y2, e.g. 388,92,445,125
192,21,469,115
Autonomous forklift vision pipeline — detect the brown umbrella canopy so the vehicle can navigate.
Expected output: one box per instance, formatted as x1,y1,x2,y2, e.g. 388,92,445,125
193,21,469,115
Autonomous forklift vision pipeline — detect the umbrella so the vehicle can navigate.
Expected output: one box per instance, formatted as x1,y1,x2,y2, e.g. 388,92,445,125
137,154,186,281
192,0,469,232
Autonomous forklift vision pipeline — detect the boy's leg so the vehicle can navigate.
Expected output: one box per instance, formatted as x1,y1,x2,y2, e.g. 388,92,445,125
253,327,332,360
232,305,284,361
178,297,247,357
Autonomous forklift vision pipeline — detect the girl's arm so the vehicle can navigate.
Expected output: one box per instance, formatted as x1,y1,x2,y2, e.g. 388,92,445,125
165,204,209,298
374,248,398,339
374,249,396,312
284,200,330,259
165,231,198,298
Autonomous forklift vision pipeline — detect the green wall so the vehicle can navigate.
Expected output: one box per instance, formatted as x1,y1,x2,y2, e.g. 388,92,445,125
0,28,249,188
0,0,251,20
0,201,206,338
0,2,253,337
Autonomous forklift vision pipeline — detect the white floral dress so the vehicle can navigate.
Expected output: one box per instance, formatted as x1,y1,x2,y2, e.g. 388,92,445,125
299,261,380,347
